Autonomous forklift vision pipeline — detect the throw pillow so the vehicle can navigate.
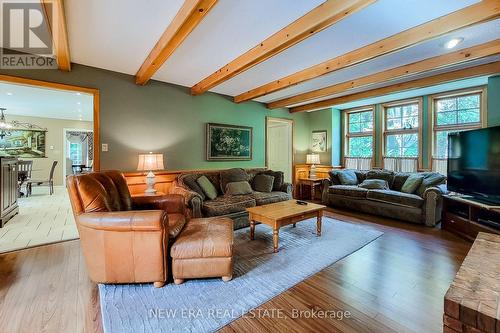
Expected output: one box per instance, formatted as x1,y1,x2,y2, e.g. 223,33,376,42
416,173,446,197
358,179,388,190
182,175,206,200
259,170,284,191
220,168,249,194
253,174,275,193
366,170,395,188
401,174,424,194
225,181,253,195
196,175,218,200
337,170,358,185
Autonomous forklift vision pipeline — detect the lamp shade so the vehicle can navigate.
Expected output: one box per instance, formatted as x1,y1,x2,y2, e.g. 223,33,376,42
306,154,320,165
137,152,164,171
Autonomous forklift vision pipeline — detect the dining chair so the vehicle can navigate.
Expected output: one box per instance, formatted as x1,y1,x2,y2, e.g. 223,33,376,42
27,161,58,196
18,160,33,197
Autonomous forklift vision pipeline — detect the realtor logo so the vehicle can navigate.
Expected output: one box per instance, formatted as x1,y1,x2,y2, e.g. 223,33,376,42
1,1,57,69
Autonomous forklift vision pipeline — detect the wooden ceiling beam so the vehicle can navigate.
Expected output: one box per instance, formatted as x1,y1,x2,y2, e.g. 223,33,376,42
235,0,500,103
135,0,218,85
289,61,500,113
268,39,500,109
41,0,71,71
190,0,377,95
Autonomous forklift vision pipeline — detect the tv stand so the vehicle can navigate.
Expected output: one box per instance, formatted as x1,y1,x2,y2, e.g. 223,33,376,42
442,195,500,241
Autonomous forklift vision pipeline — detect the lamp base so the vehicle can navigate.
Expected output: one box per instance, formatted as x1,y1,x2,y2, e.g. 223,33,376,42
309,164,317,179
145,171,157,195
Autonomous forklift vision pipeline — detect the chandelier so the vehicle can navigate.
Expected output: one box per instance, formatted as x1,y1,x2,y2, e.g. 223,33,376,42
0,108,48,139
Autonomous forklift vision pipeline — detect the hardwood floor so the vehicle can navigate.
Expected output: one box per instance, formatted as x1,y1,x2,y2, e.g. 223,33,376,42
0,208,471,333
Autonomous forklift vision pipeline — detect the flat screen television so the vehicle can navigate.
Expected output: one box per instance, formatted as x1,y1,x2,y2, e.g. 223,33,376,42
447,126,500,205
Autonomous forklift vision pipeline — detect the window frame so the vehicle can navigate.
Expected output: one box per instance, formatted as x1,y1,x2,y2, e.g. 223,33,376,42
343,106,375,163
382,98,423,168
430,86,487,161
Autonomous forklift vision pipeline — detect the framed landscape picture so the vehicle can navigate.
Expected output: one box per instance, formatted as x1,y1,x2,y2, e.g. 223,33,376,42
206,123,252,161
312,130,327,153
0,129,47,158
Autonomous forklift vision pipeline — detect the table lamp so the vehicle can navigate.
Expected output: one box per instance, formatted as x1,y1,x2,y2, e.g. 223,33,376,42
306,153,320,179
137,152,164,195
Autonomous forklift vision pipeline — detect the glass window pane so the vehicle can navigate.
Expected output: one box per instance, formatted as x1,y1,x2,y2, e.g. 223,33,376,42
387,118,402,130
437,111,457,125
457,95,479,109
403,104,419,117
360,111,373,122
437,98,456,112
349,113,360,123
349,123,361,133
386,107,401,118
386,133,418,157
435,131,451,158
457,109,480,124
360,121,373,132
348,136,373,157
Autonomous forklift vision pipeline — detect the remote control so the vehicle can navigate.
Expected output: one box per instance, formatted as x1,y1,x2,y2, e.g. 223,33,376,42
296,200,307,205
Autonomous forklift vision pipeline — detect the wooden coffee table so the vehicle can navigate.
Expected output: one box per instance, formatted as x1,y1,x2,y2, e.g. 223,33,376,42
246,200,326,253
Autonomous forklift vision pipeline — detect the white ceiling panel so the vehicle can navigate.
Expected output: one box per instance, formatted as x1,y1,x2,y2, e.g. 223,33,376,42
289,55,500,110
212,0,480,96
152,0,325,87
66,0,185,76
0,82,93,121
258,19,500,104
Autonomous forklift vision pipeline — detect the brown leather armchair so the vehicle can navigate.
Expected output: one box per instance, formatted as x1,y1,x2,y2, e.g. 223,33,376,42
67,170,187,288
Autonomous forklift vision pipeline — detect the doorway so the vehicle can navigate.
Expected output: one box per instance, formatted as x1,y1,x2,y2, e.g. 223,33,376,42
63,128,94,184
266,117,293,182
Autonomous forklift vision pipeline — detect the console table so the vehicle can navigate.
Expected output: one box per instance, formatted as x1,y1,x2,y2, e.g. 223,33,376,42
444,232,500,333
442,195,500,241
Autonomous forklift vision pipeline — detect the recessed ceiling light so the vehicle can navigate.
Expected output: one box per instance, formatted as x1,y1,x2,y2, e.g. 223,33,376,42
76,92,81,96
6,92,13,96
444,37,464,49
77,102,81,105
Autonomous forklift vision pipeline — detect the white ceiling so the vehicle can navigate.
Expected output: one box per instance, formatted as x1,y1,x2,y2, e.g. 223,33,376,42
0,82,93,121
55,0,500,108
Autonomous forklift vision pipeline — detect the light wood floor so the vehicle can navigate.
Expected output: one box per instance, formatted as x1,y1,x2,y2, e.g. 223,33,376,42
0,208,471,333
0,186,78,254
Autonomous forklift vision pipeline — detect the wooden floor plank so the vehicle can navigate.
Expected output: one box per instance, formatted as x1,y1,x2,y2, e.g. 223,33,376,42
0,208,472,333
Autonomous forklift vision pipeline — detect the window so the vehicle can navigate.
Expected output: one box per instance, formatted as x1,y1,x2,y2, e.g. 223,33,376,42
345,108,374,158
383,101,421,158
69,143,83,164
433,90,483,159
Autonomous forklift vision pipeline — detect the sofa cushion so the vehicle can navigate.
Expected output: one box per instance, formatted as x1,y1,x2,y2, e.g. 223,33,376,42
220,168,249,194
367,189,424,208
202,195,256,217
183,174,206,200
197,175,218,200
401,174,424,194
358,179,388,190
392,172,412,191
328,185,368,199
367,170,395,187
416,173,446,197
253,174,274,193
337,170,358,185
258,170,284,191
225,181,253,195
253,191,291,206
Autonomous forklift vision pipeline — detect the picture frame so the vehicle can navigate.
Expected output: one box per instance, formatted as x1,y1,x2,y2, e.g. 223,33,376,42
206,123,252,161
0,129,47,158
311,130,327,153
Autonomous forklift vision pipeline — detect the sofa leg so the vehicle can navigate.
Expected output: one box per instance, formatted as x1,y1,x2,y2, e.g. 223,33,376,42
174,278,185,285
153,281,165,288
222,275,232,282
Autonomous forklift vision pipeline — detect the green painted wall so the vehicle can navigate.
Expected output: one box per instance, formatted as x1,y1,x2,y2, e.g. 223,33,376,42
331,108,341,166
307,108,332,165
488,75,500,126
0,64,309,171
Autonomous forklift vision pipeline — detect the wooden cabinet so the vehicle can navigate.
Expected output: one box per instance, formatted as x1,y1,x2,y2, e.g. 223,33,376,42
0,157,19,227
442,195,500,241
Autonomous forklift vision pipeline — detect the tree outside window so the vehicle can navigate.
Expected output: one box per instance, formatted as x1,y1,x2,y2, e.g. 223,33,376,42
345,109,374,158
384,101,420,158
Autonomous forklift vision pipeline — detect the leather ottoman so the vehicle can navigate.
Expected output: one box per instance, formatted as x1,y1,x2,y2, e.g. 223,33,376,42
171,217,234,284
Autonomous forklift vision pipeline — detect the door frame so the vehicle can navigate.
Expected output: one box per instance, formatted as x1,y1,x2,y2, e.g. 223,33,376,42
63,128,94,185
0,74,100,171
265,117,294,181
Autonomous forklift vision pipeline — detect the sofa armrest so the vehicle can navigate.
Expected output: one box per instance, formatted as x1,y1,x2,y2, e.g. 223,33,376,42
77,210,168,232
170,185,203,218
132,194,186,215
321,179,332,203
280,182,293,195
422,186,445,227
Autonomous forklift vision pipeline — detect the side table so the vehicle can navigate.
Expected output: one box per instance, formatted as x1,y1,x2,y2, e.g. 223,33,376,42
297,178,325,201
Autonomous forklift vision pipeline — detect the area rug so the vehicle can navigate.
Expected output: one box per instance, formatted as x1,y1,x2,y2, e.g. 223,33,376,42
99,217,383,333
